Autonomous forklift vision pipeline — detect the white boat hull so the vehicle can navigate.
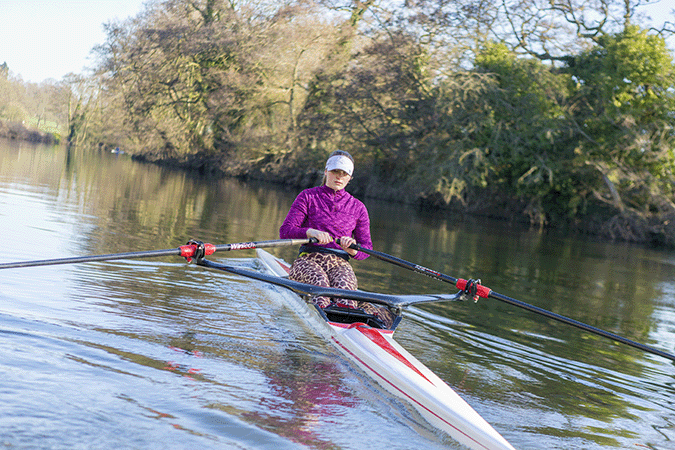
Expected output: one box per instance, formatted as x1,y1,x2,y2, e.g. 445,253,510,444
256,249,516,450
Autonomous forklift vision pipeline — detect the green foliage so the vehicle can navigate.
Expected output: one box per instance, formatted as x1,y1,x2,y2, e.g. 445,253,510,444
297,29,435,183
0,72,70,137
568,25,675,219
443,42,578,222
408,30,675,230
590,26,672,110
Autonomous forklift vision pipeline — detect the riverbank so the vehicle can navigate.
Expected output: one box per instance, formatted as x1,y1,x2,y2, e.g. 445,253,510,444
0,120,59,145
131,149,675,250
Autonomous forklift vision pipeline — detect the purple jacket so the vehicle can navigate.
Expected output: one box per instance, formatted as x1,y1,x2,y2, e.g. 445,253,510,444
279,185,372,260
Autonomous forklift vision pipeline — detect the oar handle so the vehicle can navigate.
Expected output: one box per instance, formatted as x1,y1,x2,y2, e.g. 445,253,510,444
212,237,317,253
181,238,316,262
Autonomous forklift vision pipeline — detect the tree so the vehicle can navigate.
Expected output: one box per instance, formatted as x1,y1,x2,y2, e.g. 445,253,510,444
566,25,675,238
0,70,70,138
295,26,439,190
91,0,346,167
437,41,578,224
64,74,101,147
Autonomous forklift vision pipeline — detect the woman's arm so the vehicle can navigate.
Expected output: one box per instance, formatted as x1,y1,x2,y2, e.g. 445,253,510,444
279,191,310,239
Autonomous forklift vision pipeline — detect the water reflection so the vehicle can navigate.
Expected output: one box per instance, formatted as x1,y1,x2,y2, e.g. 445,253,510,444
243,347,356,450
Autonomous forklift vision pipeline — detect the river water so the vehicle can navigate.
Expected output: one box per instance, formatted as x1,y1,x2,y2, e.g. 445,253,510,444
0,139,673,450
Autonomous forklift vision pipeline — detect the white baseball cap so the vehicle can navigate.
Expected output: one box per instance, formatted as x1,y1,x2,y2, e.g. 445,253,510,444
325,154,354,176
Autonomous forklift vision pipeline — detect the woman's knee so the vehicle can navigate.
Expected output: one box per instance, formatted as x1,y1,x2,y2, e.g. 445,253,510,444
327,265,358,290
289,259,330,287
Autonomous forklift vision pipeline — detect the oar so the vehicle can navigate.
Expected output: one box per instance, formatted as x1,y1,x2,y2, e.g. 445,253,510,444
197,258,463,308
344,241,675,363
0,238,315,269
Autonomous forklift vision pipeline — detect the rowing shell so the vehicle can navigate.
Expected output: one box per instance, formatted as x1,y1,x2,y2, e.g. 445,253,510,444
255,249,516,450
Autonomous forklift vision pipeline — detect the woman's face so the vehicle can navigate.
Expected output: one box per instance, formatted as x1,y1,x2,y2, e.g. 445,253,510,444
325,169,351,191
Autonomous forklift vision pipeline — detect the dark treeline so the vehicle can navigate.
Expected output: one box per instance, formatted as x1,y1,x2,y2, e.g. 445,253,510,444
71,0,675,246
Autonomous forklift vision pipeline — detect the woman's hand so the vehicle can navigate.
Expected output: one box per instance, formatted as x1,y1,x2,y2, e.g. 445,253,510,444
338,236,358,257
306,228,333,245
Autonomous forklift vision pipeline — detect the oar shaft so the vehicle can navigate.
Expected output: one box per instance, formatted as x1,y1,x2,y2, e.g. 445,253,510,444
357,246,459,284
352,243,675,362
489,291,675,362
0,248,182,269
0,238,313,269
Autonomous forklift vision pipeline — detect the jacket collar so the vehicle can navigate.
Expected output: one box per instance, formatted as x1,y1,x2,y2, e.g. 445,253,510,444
319,184,347,198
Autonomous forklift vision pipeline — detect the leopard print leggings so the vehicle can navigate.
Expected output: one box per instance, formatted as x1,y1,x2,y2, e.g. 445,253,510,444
288,252,394,328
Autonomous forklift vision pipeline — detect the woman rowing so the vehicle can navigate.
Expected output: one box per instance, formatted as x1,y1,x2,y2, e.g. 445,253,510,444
279,150,393,328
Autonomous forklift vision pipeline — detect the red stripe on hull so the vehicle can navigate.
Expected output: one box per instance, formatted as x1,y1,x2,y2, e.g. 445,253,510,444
331,335,493,450
276,261,291,274
351,324,434,385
